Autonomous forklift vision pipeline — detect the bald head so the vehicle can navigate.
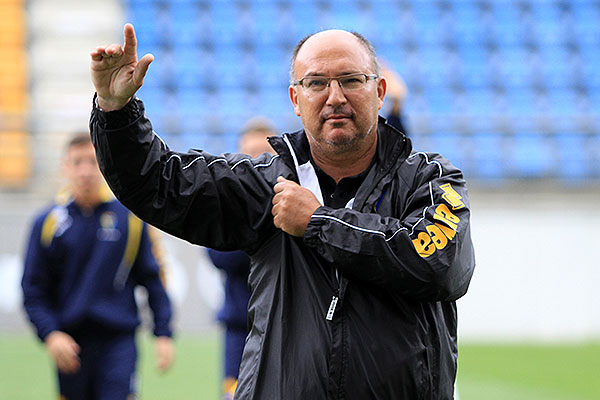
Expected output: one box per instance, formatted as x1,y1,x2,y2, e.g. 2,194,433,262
289,30,381,82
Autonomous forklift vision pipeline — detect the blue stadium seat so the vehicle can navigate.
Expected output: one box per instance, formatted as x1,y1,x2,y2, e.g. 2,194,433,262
532,16,566,47
457,44,490,88
545,88,579,115
504,88,538,115
213,45,245,89
324,1,367,33
464,89,495,117
174,88,215,134
508,132,553,178
571,3,600,45
495,46,540,88
135,46,175,88
135,88,178,134
579,47,600,88
255,48,289,88
258,87,292,118
422,87,455,114
539,45,571,88
412,2,446,45
169,3,213,46
370,2,405,44
418,45,449,88
467,132,506,180
126,1,160,23
173,48,213,89
428,131,466,171
587,91,600,113
289,0,320,34
553,133,588,181
490,0,521,24
376,43,408,72
530,1,561,21
452,1,485,44
250,3,284,46
216,88,251,118
587,132,600,179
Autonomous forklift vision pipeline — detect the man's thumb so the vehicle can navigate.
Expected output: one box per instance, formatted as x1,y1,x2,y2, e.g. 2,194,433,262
134,53,154,86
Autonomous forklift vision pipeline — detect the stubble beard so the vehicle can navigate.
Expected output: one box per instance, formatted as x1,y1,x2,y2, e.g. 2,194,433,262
308,118,377,157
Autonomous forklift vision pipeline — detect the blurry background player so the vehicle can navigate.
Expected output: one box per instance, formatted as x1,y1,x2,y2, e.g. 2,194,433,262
207,117,276,400
382,65,410,137
21,133,175,400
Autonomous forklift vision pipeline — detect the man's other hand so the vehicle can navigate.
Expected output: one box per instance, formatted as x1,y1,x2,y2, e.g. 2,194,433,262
45,331,81,374
272,176,321,237
155,336,175,373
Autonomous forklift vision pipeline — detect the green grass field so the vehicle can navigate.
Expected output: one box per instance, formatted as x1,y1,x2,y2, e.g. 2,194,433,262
1,334,598,399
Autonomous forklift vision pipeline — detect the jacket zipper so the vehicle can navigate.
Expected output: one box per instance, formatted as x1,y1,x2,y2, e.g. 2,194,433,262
326,269,341,321
326,292,339,321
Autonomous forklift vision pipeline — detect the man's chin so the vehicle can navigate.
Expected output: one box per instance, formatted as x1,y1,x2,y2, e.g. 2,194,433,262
323,131,360,151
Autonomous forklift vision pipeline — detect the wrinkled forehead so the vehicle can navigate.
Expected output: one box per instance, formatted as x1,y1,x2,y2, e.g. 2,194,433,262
294,31,372,78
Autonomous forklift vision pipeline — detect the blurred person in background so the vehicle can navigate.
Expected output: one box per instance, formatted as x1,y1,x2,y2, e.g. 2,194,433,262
381,64,410,137
21,133,174,400
89,25,474,399
207,117,276,400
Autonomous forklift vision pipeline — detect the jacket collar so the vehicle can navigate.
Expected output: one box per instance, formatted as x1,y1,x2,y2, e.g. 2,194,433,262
353,116,412,211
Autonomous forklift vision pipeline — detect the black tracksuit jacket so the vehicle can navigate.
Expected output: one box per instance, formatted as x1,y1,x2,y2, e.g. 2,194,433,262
90,97,475,400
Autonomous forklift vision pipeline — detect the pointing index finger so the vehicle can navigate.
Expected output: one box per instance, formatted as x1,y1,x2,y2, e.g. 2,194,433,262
123,23,138,57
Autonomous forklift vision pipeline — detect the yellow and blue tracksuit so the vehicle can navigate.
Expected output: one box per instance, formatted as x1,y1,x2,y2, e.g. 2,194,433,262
207,249,251,398
22,196,172,400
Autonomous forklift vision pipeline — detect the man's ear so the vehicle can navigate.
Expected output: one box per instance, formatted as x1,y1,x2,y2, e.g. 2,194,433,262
289,85,301,116
377,76,387,110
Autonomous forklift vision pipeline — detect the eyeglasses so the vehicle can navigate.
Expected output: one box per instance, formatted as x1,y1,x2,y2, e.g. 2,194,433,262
292,73,379,93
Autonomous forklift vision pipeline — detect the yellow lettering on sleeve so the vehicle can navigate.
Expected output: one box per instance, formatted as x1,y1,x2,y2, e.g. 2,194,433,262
440,183,465,210
435,222,456,240
412,232,436,258
426,224,448,250
434,204,459,230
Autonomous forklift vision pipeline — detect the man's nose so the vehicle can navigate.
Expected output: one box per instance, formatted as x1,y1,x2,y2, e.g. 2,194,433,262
325,80,347,105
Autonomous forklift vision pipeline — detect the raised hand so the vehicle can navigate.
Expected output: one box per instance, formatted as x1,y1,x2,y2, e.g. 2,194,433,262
272,176,321,237
90,23,154,111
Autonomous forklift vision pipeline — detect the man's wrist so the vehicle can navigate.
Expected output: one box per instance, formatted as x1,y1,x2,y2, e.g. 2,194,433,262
96,95,131,112
93,93,143,130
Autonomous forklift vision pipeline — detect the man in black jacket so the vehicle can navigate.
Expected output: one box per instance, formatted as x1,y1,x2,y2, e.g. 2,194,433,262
90,24,475,400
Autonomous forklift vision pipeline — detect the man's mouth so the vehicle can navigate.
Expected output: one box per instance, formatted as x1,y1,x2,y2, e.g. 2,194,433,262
326,114,350,120
323,112,353,123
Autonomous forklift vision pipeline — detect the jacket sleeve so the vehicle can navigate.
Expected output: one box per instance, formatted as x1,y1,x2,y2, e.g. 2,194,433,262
21,215,60,341
304,154,475,302
133,224,173,337
207,249,251,277
89,96,276,253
